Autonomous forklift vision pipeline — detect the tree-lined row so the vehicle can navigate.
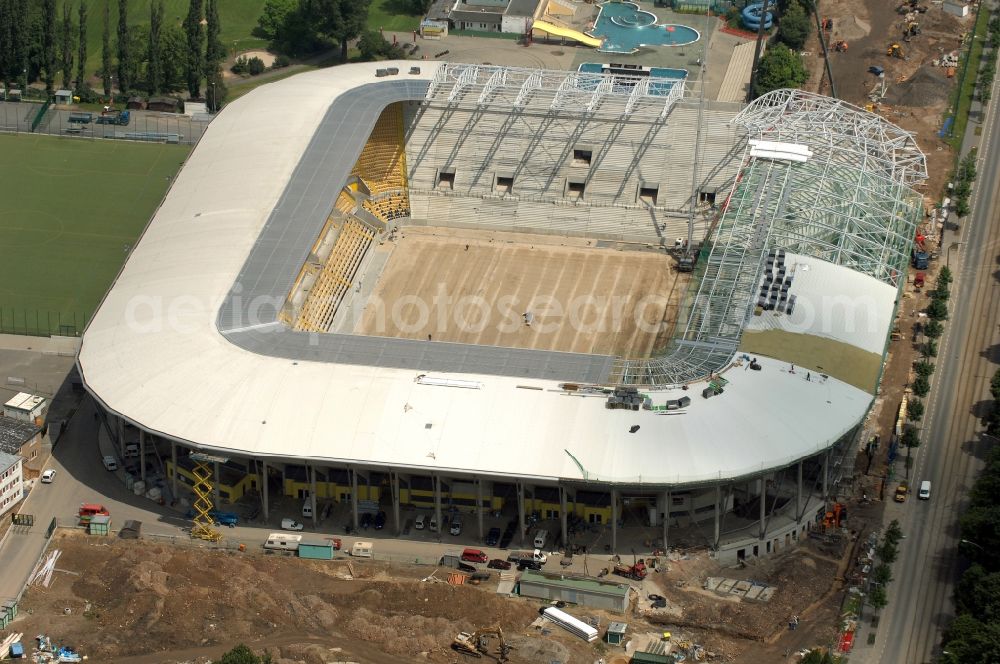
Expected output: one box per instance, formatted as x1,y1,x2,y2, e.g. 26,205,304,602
0,0,226,108
941,442,1000,662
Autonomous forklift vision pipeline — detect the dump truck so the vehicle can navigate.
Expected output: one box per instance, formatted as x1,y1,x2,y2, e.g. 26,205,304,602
96,110,131,125
912,235,929,269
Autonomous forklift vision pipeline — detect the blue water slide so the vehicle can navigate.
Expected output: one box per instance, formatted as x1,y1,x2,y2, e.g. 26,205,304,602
741,2,774,30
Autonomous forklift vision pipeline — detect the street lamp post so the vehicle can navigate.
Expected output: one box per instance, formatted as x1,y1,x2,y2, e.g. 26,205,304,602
960,538,985,553
211,82,216,113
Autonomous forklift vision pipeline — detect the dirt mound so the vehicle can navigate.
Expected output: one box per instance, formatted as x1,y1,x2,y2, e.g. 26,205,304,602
884,66,952,107
833,15,871,41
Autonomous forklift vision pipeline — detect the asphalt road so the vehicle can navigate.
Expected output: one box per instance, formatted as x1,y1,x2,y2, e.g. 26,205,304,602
872,62,1000,664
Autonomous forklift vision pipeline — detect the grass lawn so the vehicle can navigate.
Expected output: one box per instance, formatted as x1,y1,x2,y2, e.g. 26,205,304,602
69,0,268,88
948,3,990,150
0,133,190,336
366,0,423,32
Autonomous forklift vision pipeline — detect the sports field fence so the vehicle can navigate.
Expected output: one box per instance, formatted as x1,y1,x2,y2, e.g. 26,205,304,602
0,308,82,338
0,100,209,145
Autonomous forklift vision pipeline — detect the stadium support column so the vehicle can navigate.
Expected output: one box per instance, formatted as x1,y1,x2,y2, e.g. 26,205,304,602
391,472,401,536
310,465,318,527
170,441,178,498
261,460,269,521
611,488,618,553
434,475,443,538
796,460,803,522
663,489,670,553
560,486,568,550
517,482,526,546
822,451,829,502
476,478,484,541
117,416,125,458
758,476,766,540
139,430,147,483
713,485,721,550
351,468,360,530
213,461,221,506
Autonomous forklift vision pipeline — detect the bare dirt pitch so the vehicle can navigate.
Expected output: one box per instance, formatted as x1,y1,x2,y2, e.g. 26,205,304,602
354,226,688,357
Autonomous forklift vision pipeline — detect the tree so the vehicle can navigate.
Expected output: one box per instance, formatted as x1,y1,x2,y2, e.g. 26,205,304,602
299,0,372,61
42,0,57,94
873,563,893,586
927,298,949,321
358,30,404,61
991,368,1000,401
912,374,930,397
901,425,921,448
75,1,87,92
869,585,888,613
885,519,903,543
753,43,808,98
800,651,835,664
914,360,935,378
939,265,953,285
60,1,73,90
924,319,943,339
253,0,296,41
148,0,164,94
960,505,1000,572
184,0,204,97
877,540,898,564
777,0,810,50
924,339,938,358
955,565,1000,621
102,0,111,95
216,643,271,664
205,0,224,73
116,0,131,93
159,25,188,91
908,398,924,422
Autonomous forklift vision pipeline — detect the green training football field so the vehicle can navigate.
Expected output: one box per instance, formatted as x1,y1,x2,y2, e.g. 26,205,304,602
0,133,190,336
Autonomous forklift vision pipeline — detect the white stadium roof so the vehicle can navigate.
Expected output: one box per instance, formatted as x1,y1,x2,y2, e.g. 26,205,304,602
78,62,917,486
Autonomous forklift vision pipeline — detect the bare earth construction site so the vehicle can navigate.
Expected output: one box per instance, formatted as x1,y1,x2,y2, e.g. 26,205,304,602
352,227,685,356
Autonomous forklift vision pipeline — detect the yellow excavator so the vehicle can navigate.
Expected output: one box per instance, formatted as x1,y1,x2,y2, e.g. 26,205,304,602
452,626,513,661
887,43,905,59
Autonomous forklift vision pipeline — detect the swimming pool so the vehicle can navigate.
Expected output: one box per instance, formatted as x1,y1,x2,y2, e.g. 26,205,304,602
577,63,688,96
590,1,700,54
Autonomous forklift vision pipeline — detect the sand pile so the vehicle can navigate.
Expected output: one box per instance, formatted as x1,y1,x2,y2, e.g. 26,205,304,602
884,66,951,107
834,15,872,41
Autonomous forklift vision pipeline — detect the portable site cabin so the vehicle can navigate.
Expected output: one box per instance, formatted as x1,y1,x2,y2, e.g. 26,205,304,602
54,89,73,105
298,541,334,560
606,622,628,646
88,514,111,536
351,541,374,558
265,533,302,552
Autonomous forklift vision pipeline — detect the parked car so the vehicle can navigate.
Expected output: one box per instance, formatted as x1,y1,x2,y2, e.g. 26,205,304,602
429,515,439,532
40,469,56,483
414,514,426,530
360,512,373,529
374,511,386,530
487,559,512,570
281,518,304,531
461,548,488,563
102,456,118,471
209,510,238,527
485,527,501,547
450,517,463,536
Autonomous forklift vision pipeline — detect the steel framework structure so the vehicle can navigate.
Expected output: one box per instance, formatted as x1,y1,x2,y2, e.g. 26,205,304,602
611,90,926,387
427,63,685,120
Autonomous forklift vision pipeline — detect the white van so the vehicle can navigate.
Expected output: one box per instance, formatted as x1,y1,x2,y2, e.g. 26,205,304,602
533,529,548,549
302,496,313,518
918,481,932,500
264,533,302,551
351,541,374,558
414,514,426,530
102,456,118,471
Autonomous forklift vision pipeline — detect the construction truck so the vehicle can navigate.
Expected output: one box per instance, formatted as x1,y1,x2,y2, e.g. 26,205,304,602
506,549,547,565
903,21,921,41
834,40,848,52
888,43,905,59
452,627,512,661
613,557,648,581
96,110,131,125
912,234,929,269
